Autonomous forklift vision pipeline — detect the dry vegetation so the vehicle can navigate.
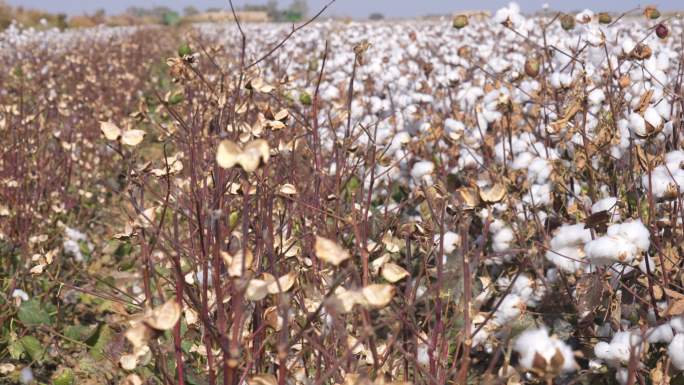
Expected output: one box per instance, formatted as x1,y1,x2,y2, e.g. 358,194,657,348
3,3,684,385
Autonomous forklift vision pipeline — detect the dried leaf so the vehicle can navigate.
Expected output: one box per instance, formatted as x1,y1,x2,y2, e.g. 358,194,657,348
100,121,121,141
144,298,181,331
381,262,409,283
315,236,351,266
121,129,146,146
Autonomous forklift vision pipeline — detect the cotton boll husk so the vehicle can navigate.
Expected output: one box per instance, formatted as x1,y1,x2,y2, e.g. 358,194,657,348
668,334,684,370
585,235,638,264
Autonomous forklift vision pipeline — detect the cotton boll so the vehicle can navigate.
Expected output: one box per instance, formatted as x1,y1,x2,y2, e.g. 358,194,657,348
545,246,585,273
410,160,434,181
588,88,605,105
513,327,577,373
647,323,674,343
549,223,593,250
437,231,461,254
594,330,643,366
585,235,638,264
668,334,684,370
511,151,534,169
492,294,524,325
592,197,620,222
416,344,429,366
492,226,514,252
644,107,662,129
671,316,684,333
628,112,647,137
615,367,629,385
528,157,552,183
11,289,29,302
606,220,650,252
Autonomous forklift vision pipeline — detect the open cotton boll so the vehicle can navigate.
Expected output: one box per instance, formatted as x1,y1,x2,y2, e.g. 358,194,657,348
668,334,684,370
492,293,524,326
436,231,461,254
545,246,585,273
410,160,434,180
628,112,647,137
647,323,674,343
527,157,552,183
584,235,638,264
592,197,620,222
588,88,605,105
594,330,644,366
549,223,592,250
513,327,577,373
12,289,29,302
671,316,684,333
492,226,514,252
606,220,650,252
644,107,663,129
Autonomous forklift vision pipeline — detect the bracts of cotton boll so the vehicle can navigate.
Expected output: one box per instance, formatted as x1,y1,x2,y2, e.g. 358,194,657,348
669,334,684,370
513,327,578,374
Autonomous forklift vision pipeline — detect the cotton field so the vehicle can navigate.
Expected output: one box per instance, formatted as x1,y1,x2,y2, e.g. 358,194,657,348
2,2,684,385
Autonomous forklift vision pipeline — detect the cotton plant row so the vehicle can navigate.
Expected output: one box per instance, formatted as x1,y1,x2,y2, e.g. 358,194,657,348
173,4,684,383
4,1,684,384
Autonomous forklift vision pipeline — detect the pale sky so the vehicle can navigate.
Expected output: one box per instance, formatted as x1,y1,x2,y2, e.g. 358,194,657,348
6,0,684,18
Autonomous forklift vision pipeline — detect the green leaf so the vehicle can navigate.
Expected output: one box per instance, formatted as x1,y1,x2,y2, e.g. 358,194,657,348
20,335,46,362
87,324,112,360
17,299,52,326
8,339,24,360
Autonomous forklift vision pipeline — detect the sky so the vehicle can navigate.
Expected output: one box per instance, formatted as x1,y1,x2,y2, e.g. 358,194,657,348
6,0,684,19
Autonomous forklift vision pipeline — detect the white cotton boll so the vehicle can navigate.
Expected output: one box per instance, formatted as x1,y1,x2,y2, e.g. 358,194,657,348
437,231,461,254
12,289,29,301
594,330,643,366
545,246,585,273
588,88,605,105
549,223,592,250
656,100,672,120
20,367,34,385
644,107,662,129
585,235,638,264
647,323,674,343
671,316,684,333
472,327,490,347
512,151,534,170
668,334,684,370
524,183,551,206
492,294,524,325
444,118,464,134
492,226,514,252
628,112,647,137
622,38,636,55
528,157,552,183
416,344,429,365
410,160,434,181
513,327,577,373
606,220,650,252
592,197,617,213
615,367,629,385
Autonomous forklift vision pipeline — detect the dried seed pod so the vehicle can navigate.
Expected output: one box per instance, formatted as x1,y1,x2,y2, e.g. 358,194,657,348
560,14,575,31
524,57,540,77
644,6,660,20
452,14,469,29
598,12,612,24
656,23,669,39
